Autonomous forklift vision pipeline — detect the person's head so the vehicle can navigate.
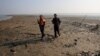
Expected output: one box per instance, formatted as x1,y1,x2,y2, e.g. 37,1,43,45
40,15,43,18
40,15,43,20
54,14,57,18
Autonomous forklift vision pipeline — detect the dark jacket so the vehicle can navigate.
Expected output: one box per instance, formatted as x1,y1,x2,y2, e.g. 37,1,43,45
52,17,61,26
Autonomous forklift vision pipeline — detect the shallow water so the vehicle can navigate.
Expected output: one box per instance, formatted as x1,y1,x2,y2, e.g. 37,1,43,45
0,15,12,21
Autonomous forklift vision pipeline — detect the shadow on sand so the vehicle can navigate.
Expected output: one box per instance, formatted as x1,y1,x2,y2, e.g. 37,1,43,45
0,34,54,48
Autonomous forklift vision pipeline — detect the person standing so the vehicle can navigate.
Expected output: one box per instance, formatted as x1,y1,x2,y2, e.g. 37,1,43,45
38,15,46,40
52,14,61,38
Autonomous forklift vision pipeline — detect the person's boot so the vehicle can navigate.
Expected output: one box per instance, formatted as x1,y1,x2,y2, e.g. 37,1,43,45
43,34,45,37
53,35,57,39
58,33,60,36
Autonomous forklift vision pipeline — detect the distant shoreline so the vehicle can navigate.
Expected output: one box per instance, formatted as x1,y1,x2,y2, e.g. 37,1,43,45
0,15,13,21
0,15,100,22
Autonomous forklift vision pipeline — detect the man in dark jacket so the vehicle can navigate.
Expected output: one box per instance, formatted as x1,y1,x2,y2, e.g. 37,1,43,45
52,14,61,38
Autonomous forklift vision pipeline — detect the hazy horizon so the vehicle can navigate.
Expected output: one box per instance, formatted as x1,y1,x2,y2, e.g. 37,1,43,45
0,0,100,15
1,13,100,16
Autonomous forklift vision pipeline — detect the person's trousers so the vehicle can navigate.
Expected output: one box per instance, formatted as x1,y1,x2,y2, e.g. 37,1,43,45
39,25,45,39
54,25,60,37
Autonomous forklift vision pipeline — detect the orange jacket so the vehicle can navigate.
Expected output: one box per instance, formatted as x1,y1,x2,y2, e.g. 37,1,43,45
38,17,46,25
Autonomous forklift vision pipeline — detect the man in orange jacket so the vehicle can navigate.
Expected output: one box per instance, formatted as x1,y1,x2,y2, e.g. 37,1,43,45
38,15,46,41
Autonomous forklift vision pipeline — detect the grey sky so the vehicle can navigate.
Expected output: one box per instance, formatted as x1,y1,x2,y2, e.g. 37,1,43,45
0,0,100,15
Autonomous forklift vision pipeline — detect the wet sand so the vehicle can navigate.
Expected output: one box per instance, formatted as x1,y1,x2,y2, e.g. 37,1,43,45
0,15,100,56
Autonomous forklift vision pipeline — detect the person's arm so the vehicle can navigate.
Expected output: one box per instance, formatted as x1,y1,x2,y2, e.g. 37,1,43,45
58,18,61,24
43,19,46,25
44,22,45,25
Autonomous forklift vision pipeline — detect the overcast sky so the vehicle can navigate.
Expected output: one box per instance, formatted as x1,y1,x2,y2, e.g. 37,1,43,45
0,0,100,15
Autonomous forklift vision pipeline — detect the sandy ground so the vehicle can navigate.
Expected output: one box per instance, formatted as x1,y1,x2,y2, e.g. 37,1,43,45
0,15,100,56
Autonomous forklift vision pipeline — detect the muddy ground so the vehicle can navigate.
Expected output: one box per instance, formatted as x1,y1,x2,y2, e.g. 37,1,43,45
0,16,100,56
